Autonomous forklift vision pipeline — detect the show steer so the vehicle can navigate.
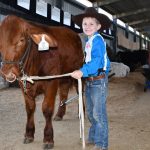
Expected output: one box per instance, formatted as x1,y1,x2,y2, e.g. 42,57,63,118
0,15,84,149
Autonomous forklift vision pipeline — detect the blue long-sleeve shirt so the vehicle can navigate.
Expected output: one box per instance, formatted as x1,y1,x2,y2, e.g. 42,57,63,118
80,32,110,77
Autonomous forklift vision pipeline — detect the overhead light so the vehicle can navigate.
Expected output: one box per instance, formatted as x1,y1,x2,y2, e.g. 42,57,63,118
98,8,113,21
75,0,92,7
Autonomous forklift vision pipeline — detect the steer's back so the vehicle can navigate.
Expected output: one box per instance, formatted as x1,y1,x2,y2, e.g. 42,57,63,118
46,26,84,72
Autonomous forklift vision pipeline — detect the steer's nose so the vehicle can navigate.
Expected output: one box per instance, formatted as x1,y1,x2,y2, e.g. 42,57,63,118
5,72,17,83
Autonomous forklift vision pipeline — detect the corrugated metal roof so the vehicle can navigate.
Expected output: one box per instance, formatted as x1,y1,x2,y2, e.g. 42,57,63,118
89,0,150,38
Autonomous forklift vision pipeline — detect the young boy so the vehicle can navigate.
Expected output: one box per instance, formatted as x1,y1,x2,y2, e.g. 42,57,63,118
71,7,111,150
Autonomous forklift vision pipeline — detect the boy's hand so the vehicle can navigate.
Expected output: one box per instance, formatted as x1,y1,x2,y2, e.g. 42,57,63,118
71,70,83,79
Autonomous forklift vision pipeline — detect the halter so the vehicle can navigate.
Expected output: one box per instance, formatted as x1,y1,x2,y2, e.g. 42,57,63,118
1,39,32,74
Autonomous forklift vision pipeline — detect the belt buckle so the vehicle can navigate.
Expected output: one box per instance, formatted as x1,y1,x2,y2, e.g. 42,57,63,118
90,77,94,81
87,76,93,81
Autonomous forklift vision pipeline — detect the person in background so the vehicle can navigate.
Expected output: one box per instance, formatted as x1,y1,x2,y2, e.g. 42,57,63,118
71,7,111,150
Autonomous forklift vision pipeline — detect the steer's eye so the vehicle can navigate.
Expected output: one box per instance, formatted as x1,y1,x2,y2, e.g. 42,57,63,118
17,37,25,46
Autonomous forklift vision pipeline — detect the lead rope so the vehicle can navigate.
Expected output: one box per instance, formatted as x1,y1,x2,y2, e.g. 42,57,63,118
20,73,85,149
78,79,85,148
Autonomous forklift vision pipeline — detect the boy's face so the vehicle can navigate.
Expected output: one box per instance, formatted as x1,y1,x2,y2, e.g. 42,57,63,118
82,17,101,37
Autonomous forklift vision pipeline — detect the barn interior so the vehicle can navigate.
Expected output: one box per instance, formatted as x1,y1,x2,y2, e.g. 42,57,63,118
0,1,150,150
0,0,150,71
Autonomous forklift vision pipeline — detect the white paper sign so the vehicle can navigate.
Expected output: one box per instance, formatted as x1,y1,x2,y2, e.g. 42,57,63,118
63,12,71,26
17,0,30,10
36,0,47,17
0,14,6,21
75,24,80,29
51,6,60,22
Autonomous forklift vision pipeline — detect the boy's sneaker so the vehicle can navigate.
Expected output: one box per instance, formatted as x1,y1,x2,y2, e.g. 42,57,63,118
92,145,108,150
85,140,94,146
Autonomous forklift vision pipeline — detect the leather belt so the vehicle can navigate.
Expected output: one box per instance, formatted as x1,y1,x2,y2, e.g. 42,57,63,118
86,74,105,81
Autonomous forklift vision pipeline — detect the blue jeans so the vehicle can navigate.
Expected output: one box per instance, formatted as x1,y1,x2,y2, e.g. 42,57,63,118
85,76,108,149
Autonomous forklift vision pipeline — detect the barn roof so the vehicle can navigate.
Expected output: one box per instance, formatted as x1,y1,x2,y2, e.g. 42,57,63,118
88,0,150,38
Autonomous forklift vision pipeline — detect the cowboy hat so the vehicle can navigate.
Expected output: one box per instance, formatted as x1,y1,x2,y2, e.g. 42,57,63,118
72,7,111,31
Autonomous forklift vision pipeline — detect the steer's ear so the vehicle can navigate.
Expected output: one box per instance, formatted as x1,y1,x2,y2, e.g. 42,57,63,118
24,22,57,47
30,34,57,47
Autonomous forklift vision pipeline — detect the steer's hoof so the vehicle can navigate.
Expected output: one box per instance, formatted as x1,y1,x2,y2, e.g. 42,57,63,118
43,143,54,149
23,137,34,144
53,116,63,121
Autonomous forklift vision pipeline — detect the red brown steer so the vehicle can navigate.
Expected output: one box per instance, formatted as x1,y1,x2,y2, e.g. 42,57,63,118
0,15,84,149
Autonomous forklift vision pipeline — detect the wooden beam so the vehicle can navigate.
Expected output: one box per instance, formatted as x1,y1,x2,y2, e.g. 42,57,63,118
140,31,148,34
128,19,150,26
135,25,150,31
93,0,121,7
113,8,150,19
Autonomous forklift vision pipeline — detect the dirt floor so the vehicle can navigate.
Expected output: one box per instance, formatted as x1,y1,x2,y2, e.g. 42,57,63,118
0,71,150,150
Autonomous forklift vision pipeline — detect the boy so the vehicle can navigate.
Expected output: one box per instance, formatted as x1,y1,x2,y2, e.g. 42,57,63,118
71,7,111,150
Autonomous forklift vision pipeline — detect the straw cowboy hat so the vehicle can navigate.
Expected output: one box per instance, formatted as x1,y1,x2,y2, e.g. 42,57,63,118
72,7,111,31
